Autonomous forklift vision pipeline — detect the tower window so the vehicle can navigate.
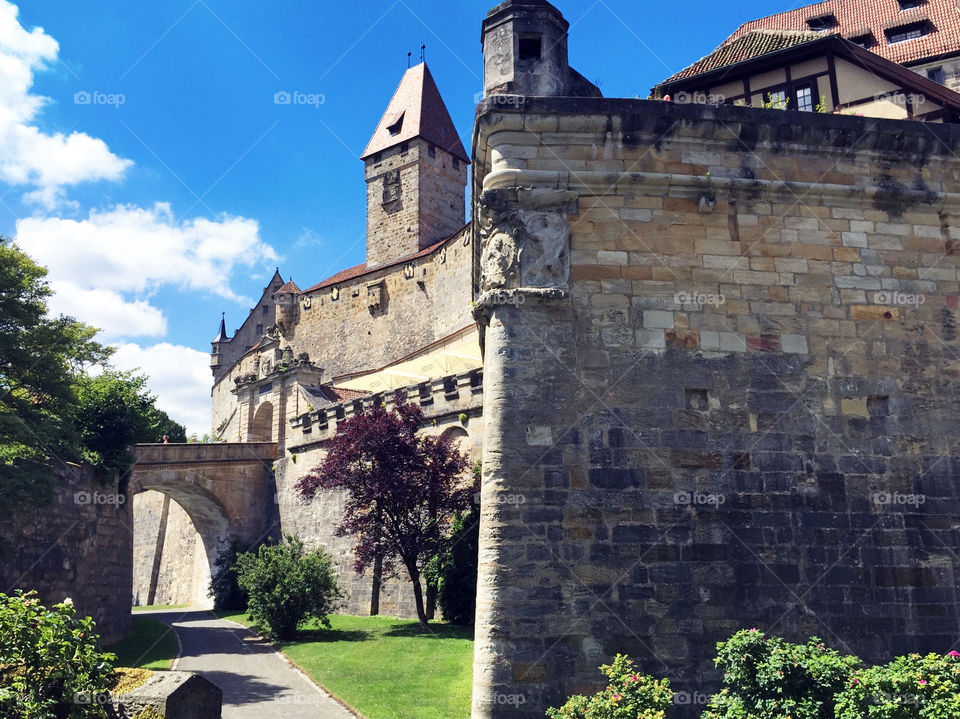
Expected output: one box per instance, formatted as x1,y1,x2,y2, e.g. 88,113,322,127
400,142,409,154
806,14,838,31
256,324,264,335
886,21,930,43
453,157,460,170
518,33,542,61
387,112,404,136
428,144,436,158
262,306,269,314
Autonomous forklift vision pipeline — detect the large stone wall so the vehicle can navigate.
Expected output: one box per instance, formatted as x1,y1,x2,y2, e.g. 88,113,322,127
0,461,132,645
471,98,960,717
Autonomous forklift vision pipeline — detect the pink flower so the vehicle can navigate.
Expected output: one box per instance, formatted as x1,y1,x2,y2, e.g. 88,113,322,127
632,674,638,682
948,651,960,658
920,680,928,686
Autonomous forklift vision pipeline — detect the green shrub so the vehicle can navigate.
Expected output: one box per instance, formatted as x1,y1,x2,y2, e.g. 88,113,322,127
834,651,960,718
0,591,116,718
703,628,860,719
208,539,251,611
234,535,341,640
427,505,479,625
545,654,672,719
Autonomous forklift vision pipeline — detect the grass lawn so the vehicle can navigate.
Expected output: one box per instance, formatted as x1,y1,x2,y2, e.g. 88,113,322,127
132,603,189,612
219,612,473,719
104,616,179,670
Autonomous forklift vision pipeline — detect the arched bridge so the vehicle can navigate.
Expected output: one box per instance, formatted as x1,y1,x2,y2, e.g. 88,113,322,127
129,442,278,606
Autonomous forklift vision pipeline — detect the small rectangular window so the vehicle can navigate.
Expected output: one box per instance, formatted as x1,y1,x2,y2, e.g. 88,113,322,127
256,324,263,334
928,66,945,84
428,144,436,158
262,305,269,314
518,33,542,61
453,157,460,170
400,142,409,154
897,0,924,9
796,86,814,112
806,14,838,31
848,33,875,48
886,21,930,43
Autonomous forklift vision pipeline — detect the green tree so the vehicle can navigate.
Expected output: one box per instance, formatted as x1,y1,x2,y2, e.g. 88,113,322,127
0,237,110,466
234,535,341,640
73,370,185,477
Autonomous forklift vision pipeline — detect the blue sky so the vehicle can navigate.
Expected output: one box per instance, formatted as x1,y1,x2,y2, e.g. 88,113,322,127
2,0,793,432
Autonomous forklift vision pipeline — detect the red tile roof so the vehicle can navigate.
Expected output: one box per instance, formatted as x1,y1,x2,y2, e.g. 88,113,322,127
303,385,370,406
727,0,960,67
662,30,827,84
361,63,470,163
302,223,469,294
274,279,301,295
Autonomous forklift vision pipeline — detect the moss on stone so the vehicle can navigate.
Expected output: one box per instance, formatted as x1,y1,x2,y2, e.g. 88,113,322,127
111,667,154,695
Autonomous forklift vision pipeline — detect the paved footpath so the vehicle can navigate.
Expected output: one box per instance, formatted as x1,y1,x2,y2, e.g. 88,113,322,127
145,610,357,719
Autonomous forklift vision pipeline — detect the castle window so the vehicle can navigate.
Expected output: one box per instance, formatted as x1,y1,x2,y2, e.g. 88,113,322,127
387,112,404,136
795,85,814,112
848,32,875,48
258,383,273,395
518,33,542,61
928,66,945,84
428,144,436,158
256,324,264,335
897,0,924,9
806,14,837,31
262,305,269,314
453,157,460,170
400,142,409,154
886,21,930,43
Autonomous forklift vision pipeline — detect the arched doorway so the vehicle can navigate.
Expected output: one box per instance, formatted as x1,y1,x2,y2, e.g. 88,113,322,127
250,402,274,442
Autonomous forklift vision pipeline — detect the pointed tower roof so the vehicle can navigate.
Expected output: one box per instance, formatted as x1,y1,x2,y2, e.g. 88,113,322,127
213,312,228,343
274,279,302,296
361,63,470,164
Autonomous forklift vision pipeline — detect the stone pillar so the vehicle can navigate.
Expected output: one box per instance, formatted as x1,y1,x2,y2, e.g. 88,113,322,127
472,187,579,718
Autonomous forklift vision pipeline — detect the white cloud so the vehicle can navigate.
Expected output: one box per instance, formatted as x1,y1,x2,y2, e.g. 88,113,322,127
110,343,212,437
0,0,131,207
15,202,277,338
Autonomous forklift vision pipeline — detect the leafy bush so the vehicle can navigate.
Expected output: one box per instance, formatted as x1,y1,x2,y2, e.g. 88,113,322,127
834,651,960,718
208,539,251,611
703,629,860,719
0,591,116,718
546,654,672,719
234,535,341,640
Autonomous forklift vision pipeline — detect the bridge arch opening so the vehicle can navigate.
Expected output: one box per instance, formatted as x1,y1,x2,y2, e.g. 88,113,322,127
130,476,232,610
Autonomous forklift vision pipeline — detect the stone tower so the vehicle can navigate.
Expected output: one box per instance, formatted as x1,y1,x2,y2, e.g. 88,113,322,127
361,63,469,268
481,0,602,98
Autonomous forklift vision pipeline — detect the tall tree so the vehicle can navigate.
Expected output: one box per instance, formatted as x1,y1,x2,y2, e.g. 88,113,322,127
0,237,109,466
297,393,473,627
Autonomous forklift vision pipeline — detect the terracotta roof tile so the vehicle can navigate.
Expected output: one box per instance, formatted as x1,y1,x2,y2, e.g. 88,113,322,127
361,63,470,163
274,280,301,295
727,0,960,67
662,30,827,84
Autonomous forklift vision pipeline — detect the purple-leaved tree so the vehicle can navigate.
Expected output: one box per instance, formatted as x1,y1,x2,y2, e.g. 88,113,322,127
296,391,474,627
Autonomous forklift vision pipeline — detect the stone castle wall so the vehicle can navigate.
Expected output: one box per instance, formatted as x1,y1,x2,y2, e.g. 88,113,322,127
471,98,960,717
211,224,475,443
0,461,132,645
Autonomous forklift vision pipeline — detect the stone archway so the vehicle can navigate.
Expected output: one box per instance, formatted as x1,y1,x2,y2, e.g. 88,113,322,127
250,402,274,442
129,442,278,609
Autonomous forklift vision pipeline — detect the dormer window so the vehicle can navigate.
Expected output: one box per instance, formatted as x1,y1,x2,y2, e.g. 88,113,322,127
387,112,404,136
886,20,930,43
848,32,875,48
898,0,924,9
518,33,542,61
807,14,838,31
